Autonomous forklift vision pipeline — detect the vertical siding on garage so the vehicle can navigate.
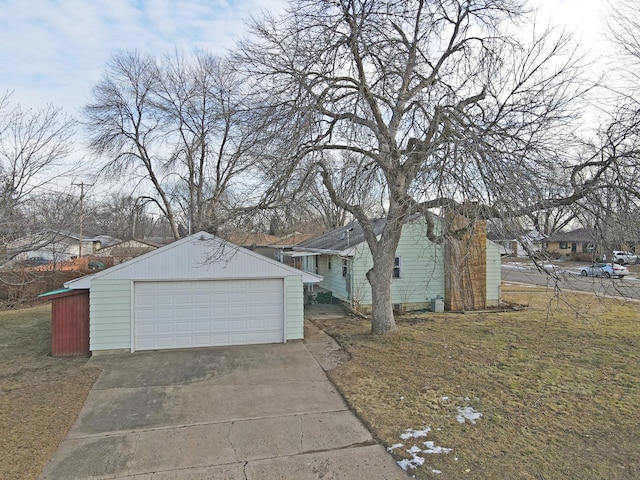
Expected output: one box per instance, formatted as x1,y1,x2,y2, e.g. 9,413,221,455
285,276,304,340
486,240,501,306
90,279,132,351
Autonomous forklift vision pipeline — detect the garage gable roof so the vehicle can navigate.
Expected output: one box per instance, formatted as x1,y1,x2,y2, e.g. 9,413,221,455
65,231,322,289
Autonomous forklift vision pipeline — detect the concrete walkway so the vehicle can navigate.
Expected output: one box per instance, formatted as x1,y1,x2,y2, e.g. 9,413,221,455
40,318,408,479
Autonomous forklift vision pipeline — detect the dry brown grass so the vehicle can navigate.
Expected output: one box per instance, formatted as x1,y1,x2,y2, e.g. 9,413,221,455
315,285,640,479
0,304,101,480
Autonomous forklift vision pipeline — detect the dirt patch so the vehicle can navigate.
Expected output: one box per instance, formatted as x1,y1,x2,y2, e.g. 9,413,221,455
0,304,101,480
314,285,640,479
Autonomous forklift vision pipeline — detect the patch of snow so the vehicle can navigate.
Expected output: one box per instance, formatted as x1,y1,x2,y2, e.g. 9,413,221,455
456,406,483,424
397,452,426,471
441,396,449,401
387,443,403,452
407,446,422,454
400,427,431,440
423,441,453,454
432,469,442,474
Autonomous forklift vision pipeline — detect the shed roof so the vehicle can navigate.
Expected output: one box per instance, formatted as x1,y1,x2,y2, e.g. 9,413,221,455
65,231,322,289
39,287,89,300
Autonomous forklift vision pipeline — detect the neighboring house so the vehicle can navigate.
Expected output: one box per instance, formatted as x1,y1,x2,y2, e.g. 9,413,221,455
7,230,118,264
54,232,321,353
542,228,597,257
293,215,501,312
224,231,282,259
94,238,161,264
487,230,543,257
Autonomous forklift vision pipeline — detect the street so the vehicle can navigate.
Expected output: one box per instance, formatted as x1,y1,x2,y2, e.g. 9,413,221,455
501,262,640,301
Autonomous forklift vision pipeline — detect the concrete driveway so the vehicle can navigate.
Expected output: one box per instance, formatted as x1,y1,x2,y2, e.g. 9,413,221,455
40,322,407,479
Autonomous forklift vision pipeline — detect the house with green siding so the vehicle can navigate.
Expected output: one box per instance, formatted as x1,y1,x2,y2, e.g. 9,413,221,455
292,216,501,312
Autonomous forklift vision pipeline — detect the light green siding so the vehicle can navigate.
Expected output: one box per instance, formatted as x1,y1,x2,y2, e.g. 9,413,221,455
315,255,351,301
486,240,501,306
285,276,304,340
315,219,445,310
90,279,132,351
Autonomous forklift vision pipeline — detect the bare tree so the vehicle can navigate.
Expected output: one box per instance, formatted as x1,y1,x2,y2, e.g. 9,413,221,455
238,0,599,334
83,52,183,239
85,51,276,239
0,92,77,262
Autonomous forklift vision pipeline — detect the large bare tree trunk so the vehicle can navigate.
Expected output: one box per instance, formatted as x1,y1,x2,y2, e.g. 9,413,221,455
366,260,397,334
365,220,403,334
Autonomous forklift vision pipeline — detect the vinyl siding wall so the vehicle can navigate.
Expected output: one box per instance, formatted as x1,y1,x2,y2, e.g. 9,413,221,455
90,276,304,351
284,276,304,340
315,255,351,301
315,220,445,309
486,240,501,306
90,279,132,351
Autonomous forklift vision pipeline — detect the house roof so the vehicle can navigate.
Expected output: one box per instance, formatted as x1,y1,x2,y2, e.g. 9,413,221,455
65,231,322,289
98,238,162,250
295,217,399,254
543,228,597,243
269,233,315,248
225,231,282,247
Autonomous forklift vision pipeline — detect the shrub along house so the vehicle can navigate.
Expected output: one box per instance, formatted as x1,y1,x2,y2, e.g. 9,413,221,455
41,231,321,355
291,215,501,313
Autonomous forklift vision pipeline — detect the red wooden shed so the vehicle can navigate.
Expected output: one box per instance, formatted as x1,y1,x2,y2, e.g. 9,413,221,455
39,288,90,357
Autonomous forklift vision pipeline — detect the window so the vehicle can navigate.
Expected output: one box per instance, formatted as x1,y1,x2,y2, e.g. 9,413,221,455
342,259,348,277
393,257,402,278
327,257,332,270
559,242,568,249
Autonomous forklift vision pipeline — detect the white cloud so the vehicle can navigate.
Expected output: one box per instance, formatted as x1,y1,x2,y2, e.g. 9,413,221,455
0,0,286,113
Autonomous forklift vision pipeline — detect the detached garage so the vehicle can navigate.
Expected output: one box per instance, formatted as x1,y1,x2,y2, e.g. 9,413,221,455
64,232,322,353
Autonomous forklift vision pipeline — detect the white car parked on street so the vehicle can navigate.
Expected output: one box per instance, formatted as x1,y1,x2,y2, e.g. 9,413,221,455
612,251,638,265
580,262,629,279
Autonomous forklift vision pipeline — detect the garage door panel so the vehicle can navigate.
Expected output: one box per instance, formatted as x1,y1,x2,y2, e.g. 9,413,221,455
174,322,192,333
135,279,284,350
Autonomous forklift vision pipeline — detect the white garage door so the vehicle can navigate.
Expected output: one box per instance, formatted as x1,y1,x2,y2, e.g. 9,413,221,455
134,279,284,350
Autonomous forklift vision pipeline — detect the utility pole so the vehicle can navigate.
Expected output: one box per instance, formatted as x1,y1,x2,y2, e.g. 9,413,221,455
72,182,94,258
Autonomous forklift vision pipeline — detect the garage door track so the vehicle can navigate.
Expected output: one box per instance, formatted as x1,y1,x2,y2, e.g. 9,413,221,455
40,325,407,479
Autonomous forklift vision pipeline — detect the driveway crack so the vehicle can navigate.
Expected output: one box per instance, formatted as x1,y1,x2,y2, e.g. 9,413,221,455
299,415,304,453
227,422,240,462
126,432,142,475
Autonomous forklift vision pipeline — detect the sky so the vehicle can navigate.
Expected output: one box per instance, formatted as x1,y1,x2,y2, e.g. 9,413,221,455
0,0,610,115
0,0,287,113
0,0,613,193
